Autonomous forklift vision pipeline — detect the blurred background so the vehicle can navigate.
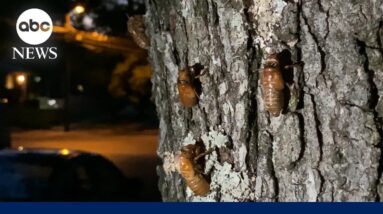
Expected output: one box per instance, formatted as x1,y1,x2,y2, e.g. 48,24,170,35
0,0,160,201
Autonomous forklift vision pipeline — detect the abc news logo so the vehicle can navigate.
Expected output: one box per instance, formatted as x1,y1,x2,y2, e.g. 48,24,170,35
12,8,57,60
18,19,51,32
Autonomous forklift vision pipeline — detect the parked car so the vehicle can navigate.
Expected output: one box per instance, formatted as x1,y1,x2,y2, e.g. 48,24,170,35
0,148,140,201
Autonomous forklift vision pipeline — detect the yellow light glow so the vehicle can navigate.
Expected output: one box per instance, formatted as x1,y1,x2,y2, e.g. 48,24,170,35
73,5,85,14
17,146,24,151
16,74,26,85
60,149,70,156
0,98,8,104
5,74,14,89
77,84,84,92
75,33,83,41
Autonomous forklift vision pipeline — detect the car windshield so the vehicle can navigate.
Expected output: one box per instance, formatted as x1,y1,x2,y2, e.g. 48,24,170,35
0,156,55,200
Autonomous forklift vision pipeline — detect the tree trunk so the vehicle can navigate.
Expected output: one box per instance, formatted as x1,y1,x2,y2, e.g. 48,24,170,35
145,0,383,202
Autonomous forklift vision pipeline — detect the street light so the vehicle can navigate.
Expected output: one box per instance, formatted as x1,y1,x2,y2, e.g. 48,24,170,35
60,149,70,156
73,5,85,14
16,74,26,85
62,4,86,31
14,73,28,102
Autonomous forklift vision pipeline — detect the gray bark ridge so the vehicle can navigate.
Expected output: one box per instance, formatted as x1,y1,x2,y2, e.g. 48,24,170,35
146,0,383,202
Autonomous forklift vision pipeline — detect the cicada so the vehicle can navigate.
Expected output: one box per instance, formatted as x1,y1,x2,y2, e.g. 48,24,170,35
177,144,210,196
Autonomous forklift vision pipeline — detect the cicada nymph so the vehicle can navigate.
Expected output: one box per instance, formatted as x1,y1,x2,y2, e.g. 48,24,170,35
261,54,285,117
177,144,210,196
127,15,150,49
177,65,206,108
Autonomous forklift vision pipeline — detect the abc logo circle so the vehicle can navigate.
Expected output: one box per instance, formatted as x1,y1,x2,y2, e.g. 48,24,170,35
16,8,53,45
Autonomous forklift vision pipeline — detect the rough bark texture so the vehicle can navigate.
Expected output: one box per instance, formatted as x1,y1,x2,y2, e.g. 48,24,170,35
146,0,383,201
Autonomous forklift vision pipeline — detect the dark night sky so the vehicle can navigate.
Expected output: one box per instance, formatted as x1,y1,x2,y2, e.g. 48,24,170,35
0,0,69,21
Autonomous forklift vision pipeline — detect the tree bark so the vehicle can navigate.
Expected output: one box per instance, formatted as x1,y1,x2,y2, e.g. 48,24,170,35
145,0,383,202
